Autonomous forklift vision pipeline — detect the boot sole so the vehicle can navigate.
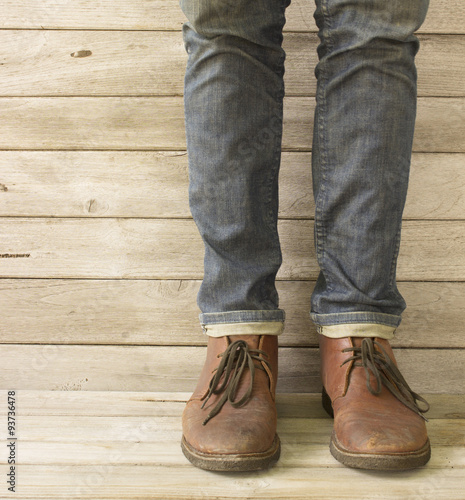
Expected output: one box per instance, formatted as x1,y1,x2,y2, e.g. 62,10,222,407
322,387,431,470
181,434,281,472
329,433,431,470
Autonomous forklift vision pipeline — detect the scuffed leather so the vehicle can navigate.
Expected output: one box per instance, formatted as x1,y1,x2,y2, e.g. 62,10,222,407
320,335,429,455
182,334,278,455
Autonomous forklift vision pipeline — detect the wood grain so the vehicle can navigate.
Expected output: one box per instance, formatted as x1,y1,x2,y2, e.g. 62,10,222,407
0,418,461,462
0,465,462,499
1,218,464,280
2,0,464,33
1,151,463,219
2,390,462,419
0,390,462,499
1,0,463,438
0,97,463,151
0,32,463,97
0,345,463,393
0,279,464,348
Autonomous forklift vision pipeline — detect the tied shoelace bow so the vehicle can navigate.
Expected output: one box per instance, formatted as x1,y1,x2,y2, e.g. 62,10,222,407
200,339,271,426
341,337,430,421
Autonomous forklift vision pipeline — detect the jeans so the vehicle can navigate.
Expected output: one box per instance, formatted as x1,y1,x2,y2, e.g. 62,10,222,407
180,0,430,339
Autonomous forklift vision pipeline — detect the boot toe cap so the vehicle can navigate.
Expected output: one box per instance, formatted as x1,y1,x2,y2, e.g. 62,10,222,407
334,406,429,455
182,398,277,455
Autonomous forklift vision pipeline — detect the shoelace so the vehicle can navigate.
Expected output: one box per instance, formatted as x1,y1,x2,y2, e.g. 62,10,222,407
200,339,271,425
341,338,430,420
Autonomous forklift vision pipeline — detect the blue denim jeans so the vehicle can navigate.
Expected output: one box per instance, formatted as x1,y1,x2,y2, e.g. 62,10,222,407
180,0,429,339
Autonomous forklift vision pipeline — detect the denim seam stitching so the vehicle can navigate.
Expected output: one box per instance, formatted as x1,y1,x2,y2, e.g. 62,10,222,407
261,26,286,311
313,0,335,299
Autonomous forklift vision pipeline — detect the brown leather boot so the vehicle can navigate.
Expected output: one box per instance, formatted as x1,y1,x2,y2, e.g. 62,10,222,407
319,335,431,470
181,334,280,471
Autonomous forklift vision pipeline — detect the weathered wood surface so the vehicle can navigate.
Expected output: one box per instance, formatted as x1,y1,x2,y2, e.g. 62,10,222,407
0,419,463,463
0,465,462,500
0,279,464,348
0,32,463,97
1,0,463,410
0,345,463,393
2,0,464,33
1,218,464,280
2,391,463,419
1,152,464,220
0,391,463,499
0,97,464,152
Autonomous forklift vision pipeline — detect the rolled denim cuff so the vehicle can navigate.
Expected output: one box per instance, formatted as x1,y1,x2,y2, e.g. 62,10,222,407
316,323,396,340
200,310,285,337
311,311,400,340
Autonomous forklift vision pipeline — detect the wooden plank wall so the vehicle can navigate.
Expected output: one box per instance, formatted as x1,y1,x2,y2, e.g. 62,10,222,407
1,0,464,394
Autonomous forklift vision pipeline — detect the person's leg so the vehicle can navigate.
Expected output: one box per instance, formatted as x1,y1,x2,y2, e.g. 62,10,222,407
182,0,288,334
179,0,289,471
311,0,431,469
311,0,429,336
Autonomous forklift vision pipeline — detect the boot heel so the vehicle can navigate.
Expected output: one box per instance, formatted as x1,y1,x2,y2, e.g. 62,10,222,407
322,386,334,418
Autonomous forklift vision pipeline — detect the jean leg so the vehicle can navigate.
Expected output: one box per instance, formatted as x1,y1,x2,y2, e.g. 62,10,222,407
180,0,290,334
310,0,430,338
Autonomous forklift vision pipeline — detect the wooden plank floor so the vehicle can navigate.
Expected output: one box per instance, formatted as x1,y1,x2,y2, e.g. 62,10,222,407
1,2,464,498
1,0,464,395
0,391,464,500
